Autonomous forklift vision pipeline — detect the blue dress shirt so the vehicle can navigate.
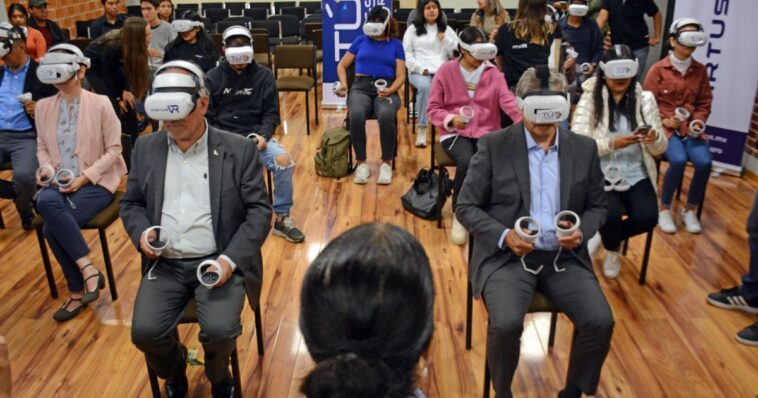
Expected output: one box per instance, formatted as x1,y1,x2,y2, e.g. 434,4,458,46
0,59,33,132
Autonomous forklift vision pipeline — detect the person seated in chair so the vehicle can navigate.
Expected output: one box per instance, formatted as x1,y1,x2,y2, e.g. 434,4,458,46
299,223,434,398
34,44,127,322
0,22,56,230
456,66,614,398
206,25,305,243
121,60,272,398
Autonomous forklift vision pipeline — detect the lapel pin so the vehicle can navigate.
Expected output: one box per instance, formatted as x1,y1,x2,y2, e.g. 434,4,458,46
213,149,219,156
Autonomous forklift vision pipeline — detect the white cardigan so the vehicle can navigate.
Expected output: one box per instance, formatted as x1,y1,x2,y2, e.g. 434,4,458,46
402,23,458,75
571,77,668,191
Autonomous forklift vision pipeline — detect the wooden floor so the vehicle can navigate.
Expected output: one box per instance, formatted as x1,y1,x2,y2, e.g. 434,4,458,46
1,88,757,397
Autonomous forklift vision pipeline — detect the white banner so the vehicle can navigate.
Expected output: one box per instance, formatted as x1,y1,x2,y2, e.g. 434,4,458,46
673,0,758,174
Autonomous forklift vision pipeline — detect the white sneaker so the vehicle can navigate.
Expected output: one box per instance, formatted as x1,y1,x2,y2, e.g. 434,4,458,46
602,250,621,279
353,163,370,184
587,232,602,260
682,209,702,234
658,209,677,234
376,163,392,185
450,215,468,245
415,126,428,147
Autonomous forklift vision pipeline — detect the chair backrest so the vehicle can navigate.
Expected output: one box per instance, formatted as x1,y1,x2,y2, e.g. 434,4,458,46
280,6,305,20
75,19,93,39
248,2,271,11
223,16,254,26
209,32,224,56
455,10,475,21
175,3,198,13
274,44,316,71
243,7,269,20
272,1,296,14
312,29,323,51
267,14,298,38
252,32,271,64
302,13,322,24
217,20,246,34
126,5,141,16
251,20,280,39
225,1,247,16
303,22,322,43
69,38,92,53
206,8,230,23
442,8,455,16
397,21,407,40
300,1,321,15
394,8,412,23
250,27,268,36
202,2,225,13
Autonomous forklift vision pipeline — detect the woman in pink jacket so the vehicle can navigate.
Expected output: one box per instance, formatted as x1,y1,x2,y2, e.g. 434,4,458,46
34,44,127,322
427,26,521,244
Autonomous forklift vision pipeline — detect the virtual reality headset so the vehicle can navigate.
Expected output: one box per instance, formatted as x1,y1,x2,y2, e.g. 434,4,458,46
0,22,25,58
568,4,588,17
363,8,390,37
145,61,205,121
36,44,92,85
599,58,639,79
172,19,204,33
669,18,708,47
517,66,570,124
459,41,497,61
222,26,254,64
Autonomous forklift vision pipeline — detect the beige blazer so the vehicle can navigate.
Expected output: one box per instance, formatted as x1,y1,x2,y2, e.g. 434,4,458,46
35,90,127,193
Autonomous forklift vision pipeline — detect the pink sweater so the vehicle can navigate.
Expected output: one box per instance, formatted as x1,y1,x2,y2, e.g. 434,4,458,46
427,60,521,140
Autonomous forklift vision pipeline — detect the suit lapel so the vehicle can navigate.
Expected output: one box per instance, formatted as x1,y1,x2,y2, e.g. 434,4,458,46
151,133,168,223
510,124,530,211
208,129,224,234
559,130,573,210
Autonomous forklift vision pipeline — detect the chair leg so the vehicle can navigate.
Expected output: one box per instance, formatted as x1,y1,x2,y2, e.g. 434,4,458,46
483,352,491,398
639,228,654,285
254,304,265,356
437,166,444,228
37,226,58,299
313,88,319,125
304,92,311,136
697,174,708,220
622,238,629,256
146,360,161,398
231,347,243,398
0,209,5,229
99,227,118,301
466,281,473,350
266,168,273,204
548,312,558,348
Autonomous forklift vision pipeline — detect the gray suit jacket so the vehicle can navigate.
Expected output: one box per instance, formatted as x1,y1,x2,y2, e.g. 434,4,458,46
456,123,607,298
120,124,273,307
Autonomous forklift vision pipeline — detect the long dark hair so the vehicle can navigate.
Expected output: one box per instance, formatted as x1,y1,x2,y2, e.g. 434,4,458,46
412,0,447,36
98,17,149,99
511,0,555,45
7,3,29,25
164,10,216,61
592,44,638,131
457,26,487,58
366,5,399,39
299,223,434,398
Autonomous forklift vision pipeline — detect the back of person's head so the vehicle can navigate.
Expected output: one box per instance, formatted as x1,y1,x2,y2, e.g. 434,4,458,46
512,0,554,45
593,44,638,130
412,0,446,36
485,0,506,16
177,8,201,23
120,17,149,98
299,223,434,398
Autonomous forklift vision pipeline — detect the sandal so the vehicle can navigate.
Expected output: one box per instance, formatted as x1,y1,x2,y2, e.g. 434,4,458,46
53,297,85,322
80,264,105,306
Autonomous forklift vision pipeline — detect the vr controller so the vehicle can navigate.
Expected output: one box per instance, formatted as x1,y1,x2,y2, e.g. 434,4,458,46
689,119,706,138
197,259,225,288
374,79,392,104
459,106,475,123
603,164,630,192
142,225,171,256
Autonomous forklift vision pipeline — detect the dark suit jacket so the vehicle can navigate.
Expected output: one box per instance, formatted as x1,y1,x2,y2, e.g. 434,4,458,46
27,18,66,46
456,123,607,298
0,59,57,133
120,123,273,307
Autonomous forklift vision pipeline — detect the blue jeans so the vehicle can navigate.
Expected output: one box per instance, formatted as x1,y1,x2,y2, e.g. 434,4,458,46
661,135,712,207
743,190,758,303
408,73,432,128
633,46,650,82
36,184,113,292
259,139,294,216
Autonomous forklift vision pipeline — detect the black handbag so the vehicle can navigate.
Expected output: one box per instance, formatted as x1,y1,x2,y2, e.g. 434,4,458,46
401,168,453,220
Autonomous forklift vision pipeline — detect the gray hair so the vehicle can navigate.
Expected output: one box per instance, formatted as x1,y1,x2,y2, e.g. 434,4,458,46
515,67,568,98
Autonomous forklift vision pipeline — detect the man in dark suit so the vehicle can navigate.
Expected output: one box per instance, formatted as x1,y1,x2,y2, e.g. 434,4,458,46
456,66,613,398
121,61,272,398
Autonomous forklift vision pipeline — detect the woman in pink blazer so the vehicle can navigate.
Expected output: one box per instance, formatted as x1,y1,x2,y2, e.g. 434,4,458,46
427,26,521,244
34,44,127,322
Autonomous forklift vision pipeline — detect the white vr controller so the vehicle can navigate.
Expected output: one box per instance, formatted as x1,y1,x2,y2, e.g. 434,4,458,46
197,259,225,288
603,164,630,192
142,225,171,256
553,210,580,273
689,119,706,138
515,216,543,275
674,107,690,122
374,79,392,104
37,166,75,188
579,62,592,74
55,168,75,188
459,106,475,123
17,92,32,103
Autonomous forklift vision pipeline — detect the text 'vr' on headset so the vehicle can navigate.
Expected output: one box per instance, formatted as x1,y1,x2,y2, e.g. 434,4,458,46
36,44,92,85
222,25,254,65
599,45,639,80
144,60,205,121
517,65,570,124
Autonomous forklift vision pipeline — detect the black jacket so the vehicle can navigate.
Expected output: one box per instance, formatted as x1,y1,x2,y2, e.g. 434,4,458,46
88,13,128,39
84,39,126,110
205,61,280,141
163,37,218,73
0,59,57,132
27,18,66,46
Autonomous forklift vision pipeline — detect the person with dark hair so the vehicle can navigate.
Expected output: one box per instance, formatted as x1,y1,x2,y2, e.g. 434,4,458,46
27,0,66,48
89,0,128,39
206,26,305,244
299,223,434,398
163,10,218,72
141,0,177,69
456,66,613,398
34,44,127,322
470,0,510,40
84,17,150,144
596,0,661,81
644,18,712,235
8,3,46,61
335,6,405,185
427,26,521,245
403,0,457,147
158,0,174,23
571,44,667,278
559,0,603,86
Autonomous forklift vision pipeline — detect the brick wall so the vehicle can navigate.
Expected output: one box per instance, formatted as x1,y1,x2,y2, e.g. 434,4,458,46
9,0,124,37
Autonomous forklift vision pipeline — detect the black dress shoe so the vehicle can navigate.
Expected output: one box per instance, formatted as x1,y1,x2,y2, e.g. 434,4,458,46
164,374,188,398
211,380,234,398
80,264,105,306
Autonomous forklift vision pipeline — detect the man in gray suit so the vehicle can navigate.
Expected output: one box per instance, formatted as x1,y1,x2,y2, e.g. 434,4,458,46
120,61,272,398
456,66,613,398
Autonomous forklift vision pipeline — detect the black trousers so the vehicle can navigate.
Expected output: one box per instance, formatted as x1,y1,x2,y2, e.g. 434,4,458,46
483,251,614,397
131,257,245,385
441,135,478,207
600,178,658,251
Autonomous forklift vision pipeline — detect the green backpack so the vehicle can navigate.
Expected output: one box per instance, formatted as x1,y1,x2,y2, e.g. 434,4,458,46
315,124,351,179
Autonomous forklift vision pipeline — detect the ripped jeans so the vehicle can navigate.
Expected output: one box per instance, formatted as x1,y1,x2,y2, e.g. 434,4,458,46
259,139,294,216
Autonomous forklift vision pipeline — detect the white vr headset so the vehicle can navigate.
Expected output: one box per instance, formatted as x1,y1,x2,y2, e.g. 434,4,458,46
599,58,639,79
568,4,588,17
459,41,497,61
222,26,254,64
363,8,390,37
0,22,25,59
670,17,708,48
172,19,204,33
145,61,205,121
36,44,92,85
517,66,570,124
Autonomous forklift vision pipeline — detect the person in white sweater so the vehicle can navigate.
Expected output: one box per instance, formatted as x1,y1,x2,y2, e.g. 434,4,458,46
403,0,458,147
